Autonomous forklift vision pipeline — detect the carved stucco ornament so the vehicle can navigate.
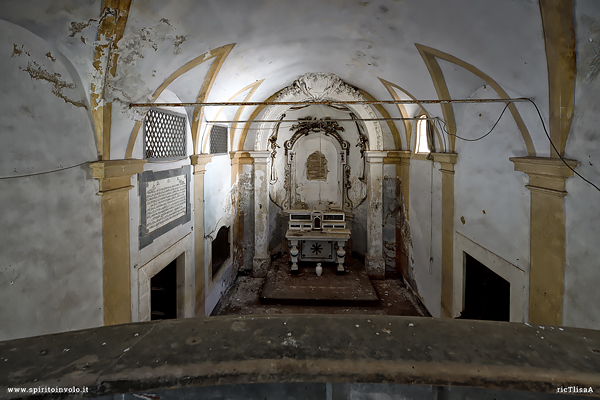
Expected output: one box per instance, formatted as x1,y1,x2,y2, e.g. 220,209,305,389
255,72,383,151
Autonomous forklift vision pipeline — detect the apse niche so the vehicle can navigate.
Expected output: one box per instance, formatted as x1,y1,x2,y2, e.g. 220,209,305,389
268,104,368,255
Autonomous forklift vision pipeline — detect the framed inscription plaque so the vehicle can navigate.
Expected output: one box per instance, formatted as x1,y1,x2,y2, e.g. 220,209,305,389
138,166,192,249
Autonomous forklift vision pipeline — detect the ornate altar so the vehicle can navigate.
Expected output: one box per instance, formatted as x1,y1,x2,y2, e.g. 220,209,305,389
250,72,387,280
285,210,351,274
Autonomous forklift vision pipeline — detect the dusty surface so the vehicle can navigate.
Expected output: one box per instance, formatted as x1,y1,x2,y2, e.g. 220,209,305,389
2,315,600,399
214,256,429,317
260,256,379,304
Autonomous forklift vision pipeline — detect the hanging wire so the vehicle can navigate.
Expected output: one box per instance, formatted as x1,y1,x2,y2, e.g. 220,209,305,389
433,100,600,193
0,161,89,180
439,102,512,142
525,98,600,193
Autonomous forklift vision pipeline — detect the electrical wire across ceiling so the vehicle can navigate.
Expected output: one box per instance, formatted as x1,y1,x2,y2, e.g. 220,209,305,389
129,98,532,108
434,99,600,193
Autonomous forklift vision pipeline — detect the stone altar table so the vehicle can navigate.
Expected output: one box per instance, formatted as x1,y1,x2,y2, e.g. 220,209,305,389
285,210,350,275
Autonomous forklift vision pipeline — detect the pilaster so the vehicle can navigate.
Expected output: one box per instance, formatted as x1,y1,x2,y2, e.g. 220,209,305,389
230,151,255,273
510,156,577,325
365,151,387,279
190,154,212,316
432,153,457,318
90,159,147,325
384,150,411,283
250,151,271,277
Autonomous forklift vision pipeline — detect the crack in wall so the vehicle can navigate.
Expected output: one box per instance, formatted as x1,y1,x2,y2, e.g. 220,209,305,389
20,60,87,109
13,43,87,110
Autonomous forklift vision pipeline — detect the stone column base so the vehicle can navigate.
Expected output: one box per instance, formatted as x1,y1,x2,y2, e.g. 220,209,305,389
253,257,270,278
366,255,385,280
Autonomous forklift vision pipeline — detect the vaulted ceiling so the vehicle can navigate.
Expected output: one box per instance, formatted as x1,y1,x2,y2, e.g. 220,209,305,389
0,0,575,158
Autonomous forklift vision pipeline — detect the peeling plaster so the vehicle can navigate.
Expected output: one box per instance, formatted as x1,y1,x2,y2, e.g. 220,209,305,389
173,35,186,55
68,19,96,38
11,44,29,57
19,59,87,109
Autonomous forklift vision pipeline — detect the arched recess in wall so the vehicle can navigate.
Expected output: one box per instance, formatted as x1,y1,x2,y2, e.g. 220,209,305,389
415,44,536,156
125,43,236,159
248,73,384,152
378,77,444,153
234,76,397,152
201,79,265,153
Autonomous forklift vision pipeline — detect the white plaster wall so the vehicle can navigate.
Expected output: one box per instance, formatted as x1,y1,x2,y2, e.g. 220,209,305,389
562,0,600,330
0,20,102,341
453,88,531,280
408,159,442,317
0,19,95,176
203,154,234,315
294,135,342,209
0,166,103,341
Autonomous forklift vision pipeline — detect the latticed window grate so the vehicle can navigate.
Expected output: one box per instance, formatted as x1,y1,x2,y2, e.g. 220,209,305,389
144,108,187,159
210,125,228,154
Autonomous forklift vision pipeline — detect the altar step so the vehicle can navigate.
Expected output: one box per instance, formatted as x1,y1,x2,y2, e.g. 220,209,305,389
260,256,379,306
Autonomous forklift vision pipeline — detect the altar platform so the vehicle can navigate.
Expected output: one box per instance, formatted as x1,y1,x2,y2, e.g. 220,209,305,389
260,255,379,306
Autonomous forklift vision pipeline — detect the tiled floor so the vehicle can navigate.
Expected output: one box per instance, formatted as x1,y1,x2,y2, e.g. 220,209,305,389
213,256,430,317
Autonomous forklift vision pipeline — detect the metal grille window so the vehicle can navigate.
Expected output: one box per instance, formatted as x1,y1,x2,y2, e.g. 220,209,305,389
144,108,187,159
210,125,228,154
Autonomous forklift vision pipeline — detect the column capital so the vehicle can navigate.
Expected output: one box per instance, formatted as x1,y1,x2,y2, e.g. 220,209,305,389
383,150,411,165
230,151,254,165
90,159,147,193
432,153,458,174
510,156,578,195
249,150,271,164
365,150,387,163
190,154,213,174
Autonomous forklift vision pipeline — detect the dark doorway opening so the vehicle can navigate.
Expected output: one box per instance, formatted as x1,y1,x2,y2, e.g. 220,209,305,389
458,253,510,322
151,259,177,320
212,226,230,277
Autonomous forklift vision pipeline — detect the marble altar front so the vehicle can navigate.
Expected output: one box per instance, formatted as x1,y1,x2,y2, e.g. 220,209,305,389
285,210,351,275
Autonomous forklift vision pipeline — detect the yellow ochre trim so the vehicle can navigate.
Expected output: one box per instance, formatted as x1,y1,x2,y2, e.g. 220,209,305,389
91,0,132,160
124,43,236,158
415,44,535,156
539,0,576,157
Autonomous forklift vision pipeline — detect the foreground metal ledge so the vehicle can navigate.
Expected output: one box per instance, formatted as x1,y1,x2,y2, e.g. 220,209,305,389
1,315,599,398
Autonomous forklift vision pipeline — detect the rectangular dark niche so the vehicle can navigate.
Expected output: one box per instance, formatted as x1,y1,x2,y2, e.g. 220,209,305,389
458,252,510,322
151,259,177,320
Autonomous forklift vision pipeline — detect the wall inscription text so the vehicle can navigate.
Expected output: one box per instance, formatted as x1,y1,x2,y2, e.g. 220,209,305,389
145,175,187,234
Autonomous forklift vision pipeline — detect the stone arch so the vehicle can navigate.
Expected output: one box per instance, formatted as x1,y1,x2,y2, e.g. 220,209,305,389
253,73,384,151
415,44,536,156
